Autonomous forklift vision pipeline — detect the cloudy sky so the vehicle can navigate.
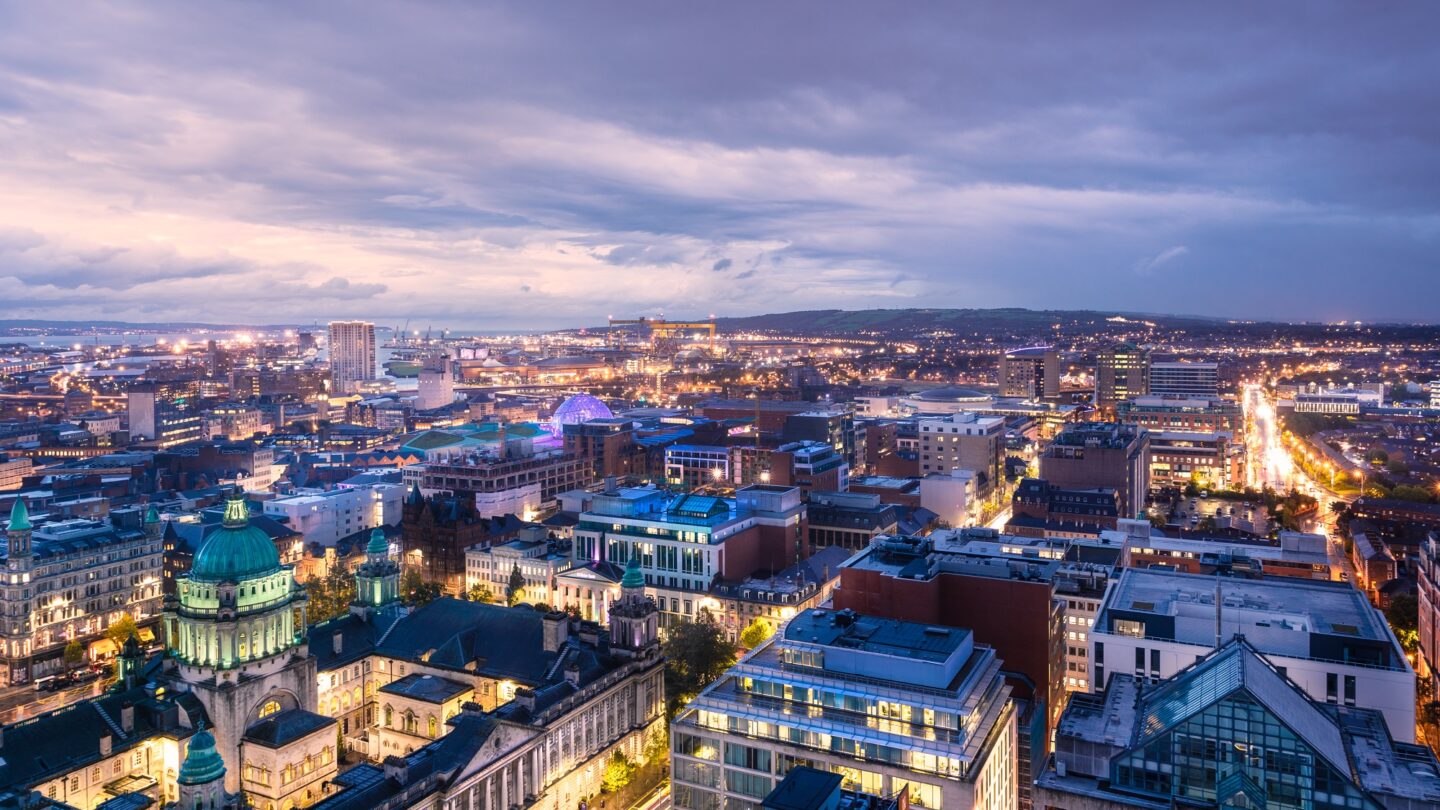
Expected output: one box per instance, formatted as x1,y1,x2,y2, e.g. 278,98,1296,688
1,3,1437,328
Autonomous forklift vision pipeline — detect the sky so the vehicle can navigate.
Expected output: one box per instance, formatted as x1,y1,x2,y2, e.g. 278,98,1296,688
1,3,1438,329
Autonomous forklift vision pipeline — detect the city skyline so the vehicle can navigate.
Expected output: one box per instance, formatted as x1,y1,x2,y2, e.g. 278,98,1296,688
2,3,1437,327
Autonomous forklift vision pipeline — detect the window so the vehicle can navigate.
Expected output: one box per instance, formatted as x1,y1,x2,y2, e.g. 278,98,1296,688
1326,672,1338,704
258,699,282,719
1344,675,1356,706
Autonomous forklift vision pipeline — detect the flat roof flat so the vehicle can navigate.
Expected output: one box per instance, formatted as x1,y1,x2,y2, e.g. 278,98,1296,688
1100,568,1398,661
784,609,971,663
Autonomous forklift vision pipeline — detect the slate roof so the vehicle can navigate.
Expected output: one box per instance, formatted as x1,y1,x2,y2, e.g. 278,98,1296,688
0,666,205,790
310,599,615,690
308,713,500,810
380,673,471,704
241,708,335,749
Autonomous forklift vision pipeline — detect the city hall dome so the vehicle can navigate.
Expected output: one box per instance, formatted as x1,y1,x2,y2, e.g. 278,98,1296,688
190,496,281,582
549,393,614,434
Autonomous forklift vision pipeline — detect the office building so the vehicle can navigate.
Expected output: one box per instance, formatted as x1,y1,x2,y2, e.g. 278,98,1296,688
562,417,640,478
1147,360,1219,399
1146,430,1244,490
920,469,979,528
261,482,404,547
1120,529,1334,581
327,321,377,394
415,359,456,410
1006,478,1119,539
666,444,733,489
835,529,1115,741
1,502,164,686
782,410,856,466
1036,637,1440,809
1039,423,1150,519
1095,342,1150,407
1115,395,1242,435
1420,533,1440,700
202,402,265,441
918,412,1006,499
465,527,569,605
999,346,1059,400
127,386,204,448
1089,567,1416,741
571,483,808,633
671,608,1017,810
806,491,900,552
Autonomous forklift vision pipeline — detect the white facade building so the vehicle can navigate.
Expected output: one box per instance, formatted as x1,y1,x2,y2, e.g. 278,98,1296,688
327,321,377,395
1089,567,1416,741
262,483,404,547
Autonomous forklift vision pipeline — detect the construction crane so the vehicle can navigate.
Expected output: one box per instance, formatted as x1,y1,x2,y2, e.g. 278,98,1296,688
607,316,718,354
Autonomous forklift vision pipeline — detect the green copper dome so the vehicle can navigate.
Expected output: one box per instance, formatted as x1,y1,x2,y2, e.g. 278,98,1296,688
177,722,227,786
7,499,30,532
144,505,161,524
621,553,645,589
190,496,281,582
366,527,388,556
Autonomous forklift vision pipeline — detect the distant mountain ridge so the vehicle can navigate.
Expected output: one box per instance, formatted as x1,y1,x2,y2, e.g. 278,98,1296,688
703,307,1228,335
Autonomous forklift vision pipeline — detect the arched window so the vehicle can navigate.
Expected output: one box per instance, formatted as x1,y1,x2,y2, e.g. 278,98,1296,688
384,704,393,727
258,699,282,719
428,714,438,737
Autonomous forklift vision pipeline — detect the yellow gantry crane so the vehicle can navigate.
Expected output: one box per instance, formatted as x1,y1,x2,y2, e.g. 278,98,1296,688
607,316,718,354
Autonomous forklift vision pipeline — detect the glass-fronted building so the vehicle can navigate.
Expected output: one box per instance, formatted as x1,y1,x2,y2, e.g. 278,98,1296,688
671,609,1017,810
1037,638,1440,809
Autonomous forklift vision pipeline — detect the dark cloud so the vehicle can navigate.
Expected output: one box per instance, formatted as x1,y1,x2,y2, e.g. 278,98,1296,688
0,2,1436,325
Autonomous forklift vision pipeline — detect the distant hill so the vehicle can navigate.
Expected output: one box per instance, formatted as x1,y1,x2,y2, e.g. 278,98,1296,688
703,307,1226,336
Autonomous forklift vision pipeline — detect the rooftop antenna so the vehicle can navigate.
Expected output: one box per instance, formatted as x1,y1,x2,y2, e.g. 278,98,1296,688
1215,576,1223,648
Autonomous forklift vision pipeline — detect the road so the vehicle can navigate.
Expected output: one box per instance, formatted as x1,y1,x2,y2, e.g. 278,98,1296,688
1244,383,1358,582
1244,383,1294,492
630,783,670,810
0,676,112,724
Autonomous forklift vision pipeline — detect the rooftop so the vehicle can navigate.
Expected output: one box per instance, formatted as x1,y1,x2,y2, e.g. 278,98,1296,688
1098,568,1403,667
783,608,971,664
379,673,471,704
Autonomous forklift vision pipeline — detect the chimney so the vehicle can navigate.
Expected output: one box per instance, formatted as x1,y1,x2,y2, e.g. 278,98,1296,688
515,688,537,712
383,755,410,785
542,611,569,653
564,661,581,687
604,476,618,495
333,632,343,655
100,733,112,756
578,622,601,647
120,704,135,734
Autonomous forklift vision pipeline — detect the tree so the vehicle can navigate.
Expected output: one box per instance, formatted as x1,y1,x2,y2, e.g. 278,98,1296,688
1391,485,1438,504
506,563,527,606
739,617,775,650
401,569,442,607
1366,448,1390,466
63,639,85,670
663,619,737,716
1386,593,1419,634
601,751,637,793
106,614,138,647
465,583,494,603
306,568,357,623
1386,459,1411,477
